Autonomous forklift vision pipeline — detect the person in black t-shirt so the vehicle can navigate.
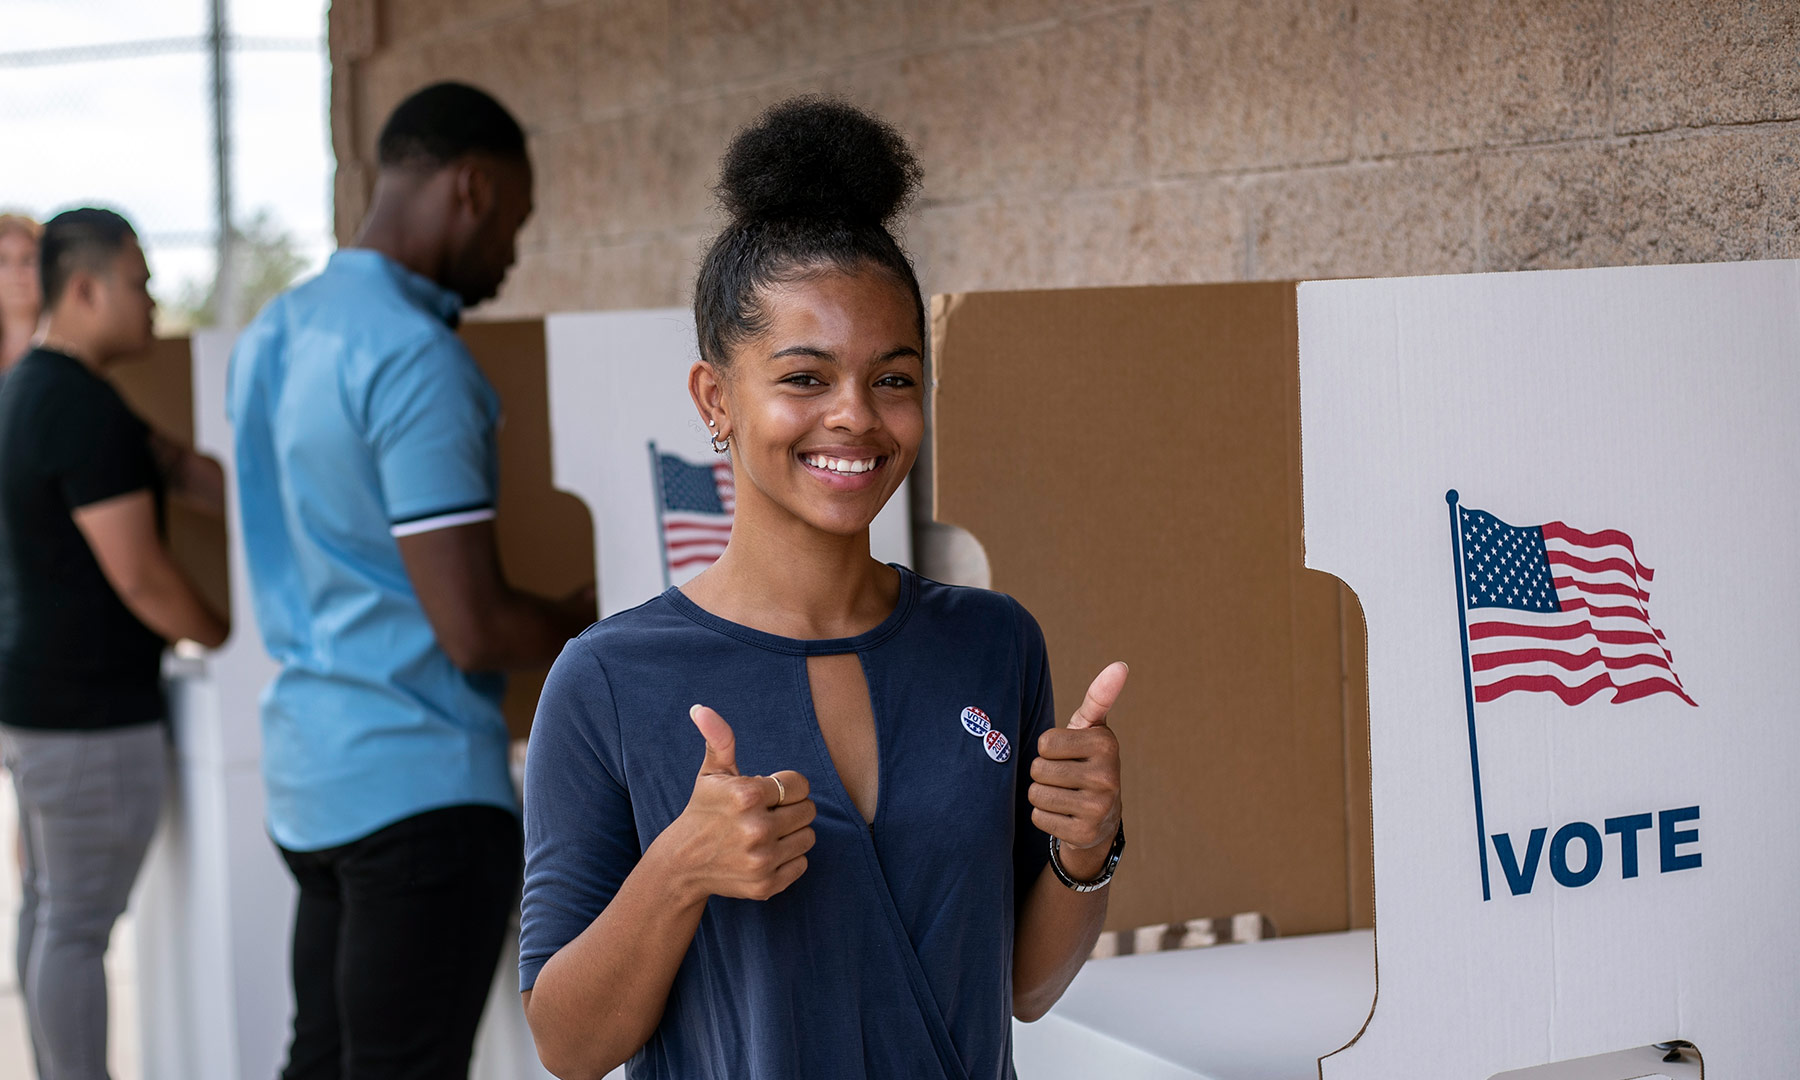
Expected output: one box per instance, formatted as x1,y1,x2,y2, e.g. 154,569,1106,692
0,208,227,1080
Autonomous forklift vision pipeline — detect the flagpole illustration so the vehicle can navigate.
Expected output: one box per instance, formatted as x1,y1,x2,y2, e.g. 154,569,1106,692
1448,489,1493,902
650,441,672,590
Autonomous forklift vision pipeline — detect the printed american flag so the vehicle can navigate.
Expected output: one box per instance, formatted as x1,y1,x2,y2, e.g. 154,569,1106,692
1457,505,1694,706
653,447,735,584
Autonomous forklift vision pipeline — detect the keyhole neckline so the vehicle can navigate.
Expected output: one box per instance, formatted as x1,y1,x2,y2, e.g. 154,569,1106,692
662,563,919,656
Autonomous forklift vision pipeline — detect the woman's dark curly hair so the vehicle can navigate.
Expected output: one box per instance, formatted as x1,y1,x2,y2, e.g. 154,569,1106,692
694,97,925,368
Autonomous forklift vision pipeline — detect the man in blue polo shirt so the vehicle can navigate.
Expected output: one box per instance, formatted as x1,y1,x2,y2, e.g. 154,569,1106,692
228,83,594,1080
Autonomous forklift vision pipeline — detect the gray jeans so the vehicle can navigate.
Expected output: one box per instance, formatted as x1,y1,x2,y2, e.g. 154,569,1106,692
2,722,166,1080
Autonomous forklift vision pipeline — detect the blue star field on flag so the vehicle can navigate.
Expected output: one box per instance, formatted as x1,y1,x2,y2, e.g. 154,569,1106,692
1459,508,1563,614
658,452,728,514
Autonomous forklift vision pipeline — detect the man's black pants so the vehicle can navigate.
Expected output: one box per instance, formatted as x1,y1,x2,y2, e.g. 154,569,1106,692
277,804,523,1080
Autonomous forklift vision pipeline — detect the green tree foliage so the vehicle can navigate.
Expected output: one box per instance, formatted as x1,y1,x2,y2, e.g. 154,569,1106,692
165,208,308,331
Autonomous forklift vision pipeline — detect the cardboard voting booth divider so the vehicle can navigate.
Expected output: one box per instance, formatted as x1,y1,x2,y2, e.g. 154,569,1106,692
931,284,1381,1080
118,329,291,1080
937,275,1747,1080
930,283,1374,940
456,320,597,739
1300,260,1800,1079
110,263,1780,1080
108,336,230,618
116,323,582,1080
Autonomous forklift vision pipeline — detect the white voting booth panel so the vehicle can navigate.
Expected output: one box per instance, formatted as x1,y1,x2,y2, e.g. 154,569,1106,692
134,327,291,1080
544,308,910,614
1300,260,1800,1078
1014,931,1376,1080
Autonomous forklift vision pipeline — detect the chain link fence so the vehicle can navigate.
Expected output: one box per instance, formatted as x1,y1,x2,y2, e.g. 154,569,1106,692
0,0,333,332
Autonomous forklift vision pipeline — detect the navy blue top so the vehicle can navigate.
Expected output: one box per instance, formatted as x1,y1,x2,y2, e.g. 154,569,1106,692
520,567,1057,1080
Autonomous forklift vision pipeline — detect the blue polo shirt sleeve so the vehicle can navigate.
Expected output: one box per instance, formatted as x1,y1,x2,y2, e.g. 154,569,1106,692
519,638,639,991
1011,599,1058,902
363,333,499,537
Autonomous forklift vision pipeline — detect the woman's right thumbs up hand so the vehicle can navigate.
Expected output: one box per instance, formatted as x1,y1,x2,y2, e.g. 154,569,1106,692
668,704,816,902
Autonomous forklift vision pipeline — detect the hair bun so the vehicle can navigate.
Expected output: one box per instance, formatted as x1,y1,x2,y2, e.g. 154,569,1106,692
717,97,921,229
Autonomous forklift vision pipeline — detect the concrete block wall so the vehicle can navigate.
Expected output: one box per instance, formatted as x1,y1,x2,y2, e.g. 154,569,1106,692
330,0,1800,315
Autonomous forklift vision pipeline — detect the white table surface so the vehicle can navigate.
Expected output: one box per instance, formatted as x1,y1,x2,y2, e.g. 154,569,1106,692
1012,929,1704,1080
1014,930,1376,1080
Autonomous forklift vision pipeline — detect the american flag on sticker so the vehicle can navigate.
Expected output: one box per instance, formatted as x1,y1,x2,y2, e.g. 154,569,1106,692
650,442,735,586
1453,500,1694,706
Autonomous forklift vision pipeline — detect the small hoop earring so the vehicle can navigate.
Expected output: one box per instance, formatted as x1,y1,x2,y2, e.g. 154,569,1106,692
711,432,730,454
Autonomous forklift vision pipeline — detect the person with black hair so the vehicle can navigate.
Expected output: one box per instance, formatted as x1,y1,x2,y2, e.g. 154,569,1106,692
228,82,594,1080
0,207,229,1080
518,98,1128,1079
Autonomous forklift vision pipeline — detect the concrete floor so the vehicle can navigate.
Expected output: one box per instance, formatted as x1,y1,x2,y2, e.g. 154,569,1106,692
0,769,143,1080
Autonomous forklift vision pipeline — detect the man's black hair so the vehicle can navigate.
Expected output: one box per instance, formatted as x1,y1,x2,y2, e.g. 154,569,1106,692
377,82,528,172
40,208,137,308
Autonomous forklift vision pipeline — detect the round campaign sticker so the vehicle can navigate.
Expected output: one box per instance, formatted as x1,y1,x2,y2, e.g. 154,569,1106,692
960,706,991,737
984,729,1011,763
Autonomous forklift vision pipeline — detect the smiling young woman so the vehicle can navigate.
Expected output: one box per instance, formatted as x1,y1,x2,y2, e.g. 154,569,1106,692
517,98,1129,1080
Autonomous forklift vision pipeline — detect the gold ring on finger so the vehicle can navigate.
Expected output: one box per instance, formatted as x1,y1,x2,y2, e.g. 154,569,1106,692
770,774,787,807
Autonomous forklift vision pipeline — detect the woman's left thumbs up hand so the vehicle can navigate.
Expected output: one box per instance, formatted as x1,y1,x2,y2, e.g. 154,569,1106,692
1027,662,1127,874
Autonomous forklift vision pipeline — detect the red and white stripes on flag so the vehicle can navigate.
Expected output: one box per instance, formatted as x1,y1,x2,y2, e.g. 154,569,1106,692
663,463,735,573
1458,505,1695,706
653,446,736,582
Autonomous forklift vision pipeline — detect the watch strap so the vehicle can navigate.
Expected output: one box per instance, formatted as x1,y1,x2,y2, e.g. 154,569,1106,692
1049,823,1125,893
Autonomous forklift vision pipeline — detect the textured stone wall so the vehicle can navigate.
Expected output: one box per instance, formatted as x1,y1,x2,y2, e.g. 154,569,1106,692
330,0,1800,586
329,0,1800,318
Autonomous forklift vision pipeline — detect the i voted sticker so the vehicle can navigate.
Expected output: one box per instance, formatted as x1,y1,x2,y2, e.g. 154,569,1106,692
984,729,1011,763
960,706,991,737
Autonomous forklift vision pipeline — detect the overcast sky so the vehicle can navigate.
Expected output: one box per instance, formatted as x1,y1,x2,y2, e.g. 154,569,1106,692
2,0,332,306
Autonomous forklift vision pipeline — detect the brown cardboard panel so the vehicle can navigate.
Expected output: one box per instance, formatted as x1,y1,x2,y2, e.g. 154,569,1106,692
933,283,1365,936
108,338,231,617
462,319,596,740
103,328,589,734
109,337,194,440
1342,583,1374,930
